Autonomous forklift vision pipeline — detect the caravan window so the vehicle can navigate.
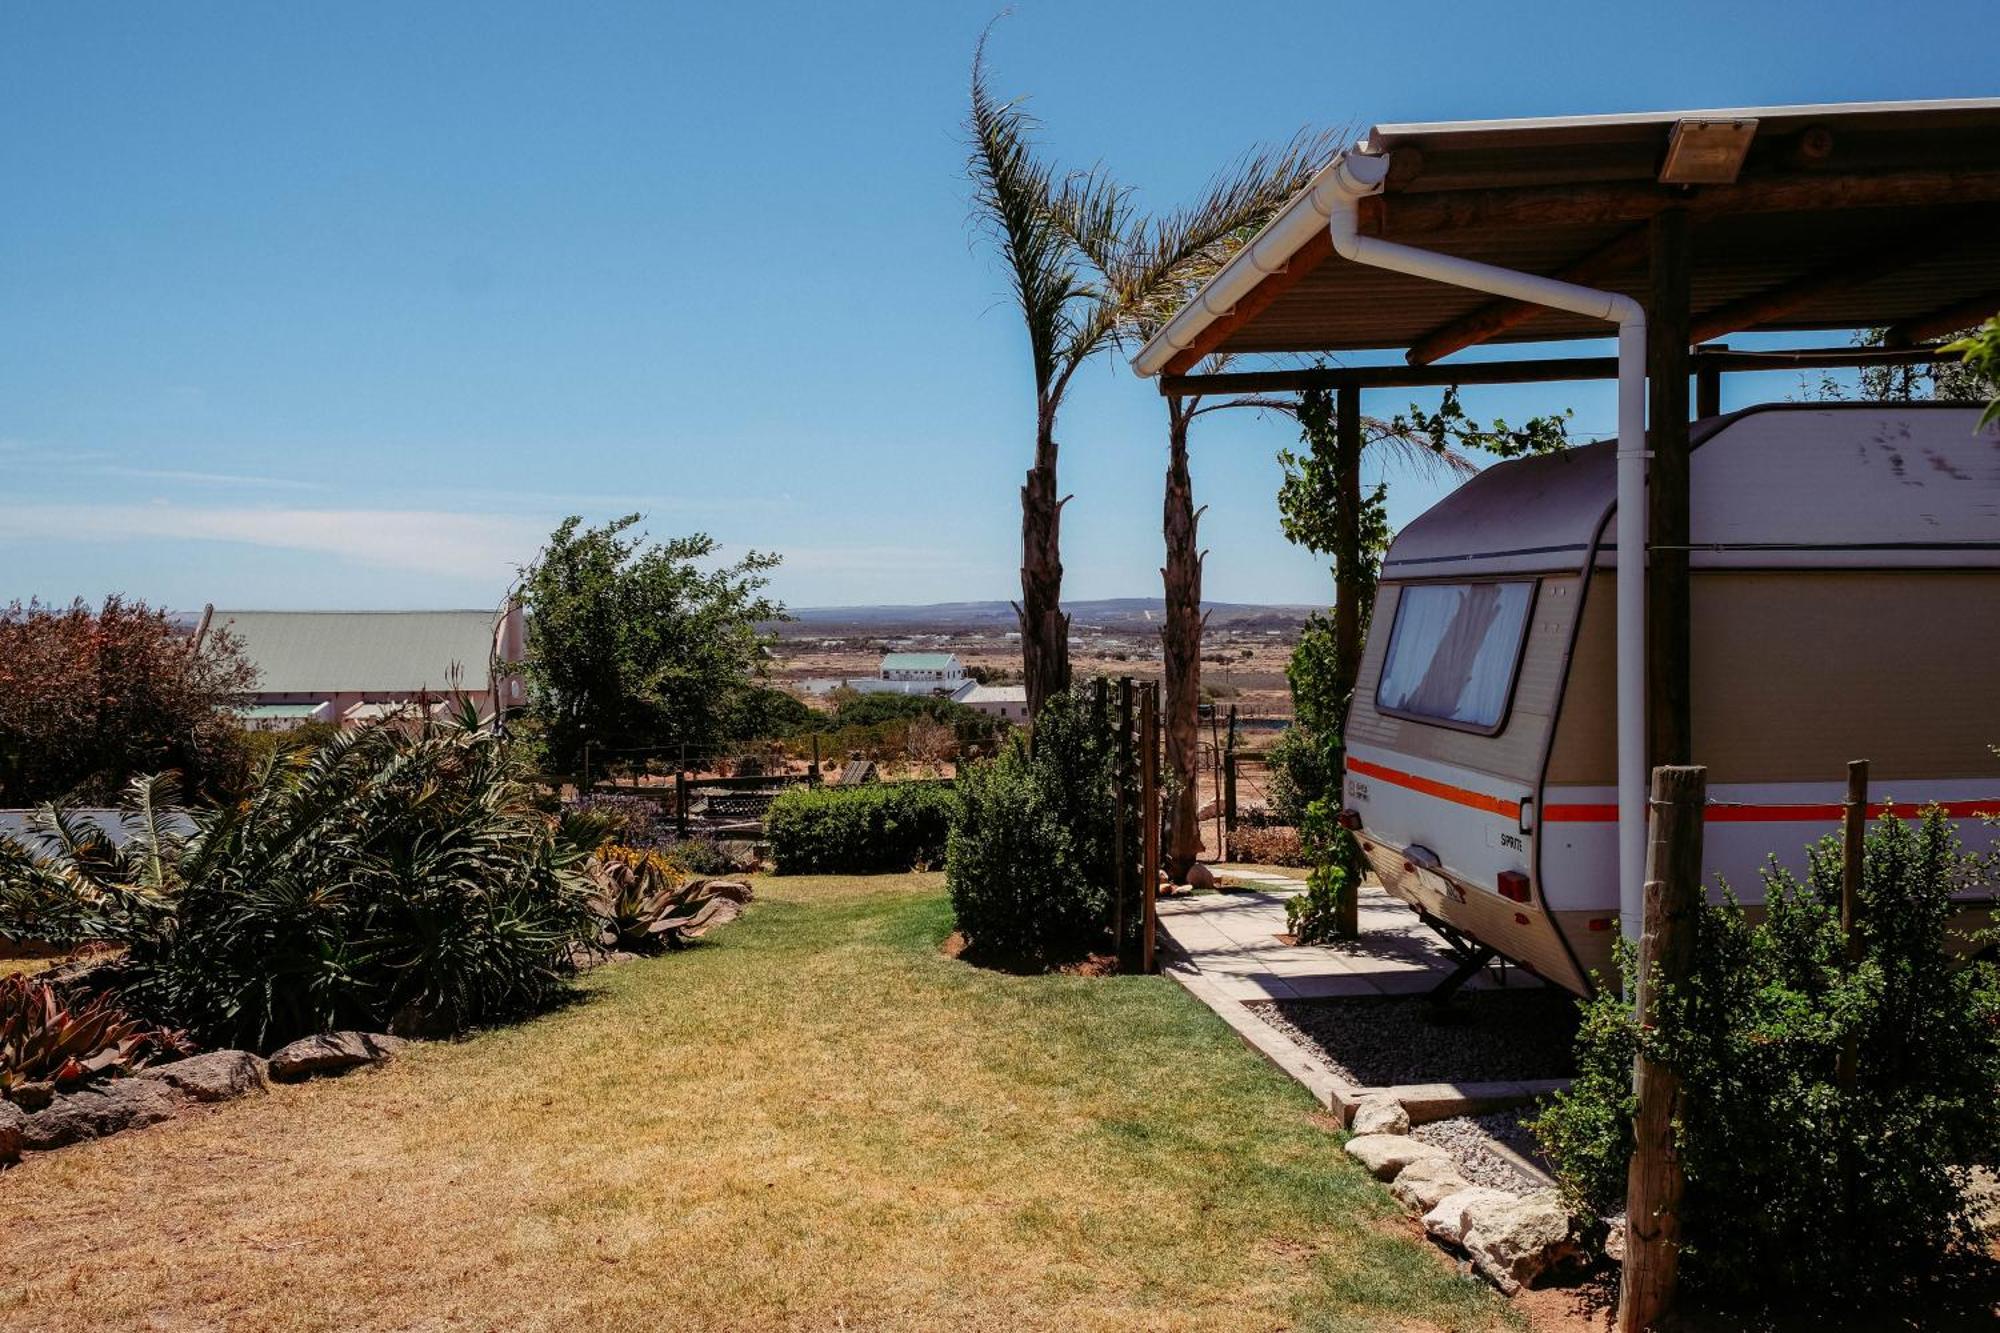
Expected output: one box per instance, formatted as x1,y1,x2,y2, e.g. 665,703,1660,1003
1375,581,1536,734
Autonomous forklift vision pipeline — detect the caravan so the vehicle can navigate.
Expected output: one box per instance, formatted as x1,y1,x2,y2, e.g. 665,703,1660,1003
1343,403,2000,995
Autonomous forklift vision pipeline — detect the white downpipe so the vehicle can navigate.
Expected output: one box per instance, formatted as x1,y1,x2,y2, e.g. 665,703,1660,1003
1318,151,1651,946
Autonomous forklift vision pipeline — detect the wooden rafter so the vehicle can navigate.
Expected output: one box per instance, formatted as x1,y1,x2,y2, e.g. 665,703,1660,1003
1366,169,2000,237
1689,224,1983,344
1404,226,1651,365
1882,289,2000,346
1161,230,1332,376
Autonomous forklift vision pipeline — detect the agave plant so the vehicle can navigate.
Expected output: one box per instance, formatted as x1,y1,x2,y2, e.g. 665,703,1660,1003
0,707,608,1050
0,974,189,1102
586,848,751,954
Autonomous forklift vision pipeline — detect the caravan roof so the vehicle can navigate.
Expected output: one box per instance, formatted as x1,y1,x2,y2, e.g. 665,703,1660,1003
1383,404,2000,582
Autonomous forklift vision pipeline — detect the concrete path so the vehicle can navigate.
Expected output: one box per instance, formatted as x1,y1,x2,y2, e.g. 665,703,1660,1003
1156,866,1560,1126
1158,868,1538,1001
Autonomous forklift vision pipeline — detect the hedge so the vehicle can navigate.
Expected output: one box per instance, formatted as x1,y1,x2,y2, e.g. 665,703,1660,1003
764,781,958,874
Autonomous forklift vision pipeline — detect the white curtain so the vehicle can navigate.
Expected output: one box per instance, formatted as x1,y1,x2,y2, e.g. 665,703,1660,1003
1377,582,1533,730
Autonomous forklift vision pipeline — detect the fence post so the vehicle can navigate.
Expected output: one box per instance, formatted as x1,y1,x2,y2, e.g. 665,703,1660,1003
675,768,690,838
810,733,821,786
1619,764,1706,1333
1140,683,1161,973
582,742,592,794
1115,677,1133,967
1837,758,1869,1087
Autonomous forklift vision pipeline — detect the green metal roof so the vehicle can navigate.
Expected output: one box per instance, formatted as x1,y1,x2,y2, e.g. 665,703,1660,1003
210,610,501,694
881,652,959,670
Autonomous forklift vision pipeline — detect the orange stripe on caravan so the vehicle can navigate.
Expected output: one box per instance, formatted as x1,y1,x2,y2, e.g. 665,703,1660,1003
1345,756,1520,820
1543,800,2000,824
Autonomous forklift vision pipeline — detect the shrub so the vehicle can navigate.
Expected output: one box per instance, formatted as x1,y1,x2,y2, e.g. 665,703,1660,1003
0,596,257,804
0,713,607,1050
946,685,1120,965
764,782,958,874
1528,807,2000,1313
585,848,750,953
1228,824,1307,868
1265,725,1332,829
1,974,190,1101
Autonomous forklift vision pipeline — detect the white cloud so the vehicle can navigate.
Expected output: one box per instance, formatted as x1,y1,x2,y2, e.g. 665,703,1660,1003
0,504,545,580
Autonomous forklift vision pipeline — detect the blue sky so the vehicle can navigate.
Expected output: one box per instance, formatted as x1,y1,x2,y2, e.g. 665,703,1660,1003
3,2,1995,612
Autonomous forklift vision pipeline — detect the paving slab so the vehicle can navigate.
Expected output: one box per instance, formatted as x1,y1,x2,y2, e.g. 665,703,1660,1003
1158,870,1567,1125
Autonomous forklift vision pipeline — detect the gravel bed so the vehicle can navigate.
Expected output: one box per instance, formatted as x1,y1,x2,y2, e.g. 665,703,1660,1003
1412,1110,1552,1194
1248,988,1580,1087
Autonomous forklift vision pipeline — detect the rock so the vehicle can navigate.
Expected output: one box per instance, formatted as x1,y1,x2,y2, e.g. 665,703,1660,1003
21,1078,183,1151
1603,1214,1628,1263
1185,862,1217,892
1424,1187,1578,1294
1349,1095,1411,1137
1344,1133,1454,1181
0,1098,26,1164
1391,1155,1474,1212
268,1031,377,1081
702,878,754,903
141,1050,268,1102
7,1080,55,1112
360,1032,408,1059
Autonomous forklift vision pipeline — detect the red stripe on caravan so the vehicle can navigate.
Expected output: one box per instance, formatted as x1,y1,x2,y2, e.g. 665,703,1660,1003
1543,800,2000,824
1346,756,1520,820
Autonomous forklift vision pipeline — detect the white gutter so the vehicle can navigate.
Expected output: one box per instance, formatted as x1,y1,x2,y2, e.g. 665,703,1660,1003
1319,150,1648,946
1133,147,1651,946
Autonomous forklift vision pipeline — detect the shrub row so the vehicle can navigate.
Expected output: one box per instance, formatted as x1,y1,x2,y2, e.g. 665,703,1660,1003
764,782,958,874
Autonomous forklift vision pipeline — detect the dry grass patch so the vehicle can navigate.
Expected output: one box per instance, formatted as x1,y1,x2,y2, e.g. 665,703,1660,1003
0,872,1508,1332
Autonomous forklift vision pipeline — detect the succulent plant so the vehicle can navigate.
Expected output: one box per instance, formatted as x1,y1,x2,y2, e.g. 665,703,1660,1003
586,849,752,954
0,973,190,1101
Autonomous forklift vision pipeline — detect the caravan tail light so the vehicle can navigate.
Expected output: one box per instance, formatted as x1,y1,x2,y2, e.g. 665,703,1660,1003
1337,808,1363,831
1587,917,1616,933
1496,870,1531,903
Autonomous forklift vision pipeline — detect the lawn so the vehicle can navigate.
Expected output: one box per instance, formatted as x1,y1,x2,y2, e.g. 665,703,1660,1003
0,872,1510,1332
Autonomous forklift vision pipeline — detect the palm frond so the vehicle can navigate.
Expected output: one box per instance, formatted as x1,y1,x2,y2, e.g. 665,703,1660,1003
966,29,1099,398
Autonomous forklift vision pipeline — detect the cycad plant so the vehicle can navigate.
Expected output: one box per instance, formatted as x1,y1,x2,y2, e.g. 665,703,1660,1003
0,708,608,1050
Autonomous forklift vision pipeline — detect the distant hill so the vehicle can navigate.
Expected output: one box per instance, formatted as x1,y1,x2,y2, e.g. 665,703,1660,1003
768,598,1317,638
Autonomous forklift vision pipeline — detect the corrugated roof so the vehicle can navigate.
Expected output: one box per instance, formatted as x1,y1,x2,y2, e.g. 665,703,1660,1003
211,610,501,694
881,652,960,670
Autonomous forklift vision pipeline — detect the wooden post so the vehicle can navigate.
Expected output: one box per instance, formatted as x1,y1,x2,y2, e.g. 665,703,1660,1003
1140,682,1160,974
1837,758,1869,1087
1114,677,1133,964
1619,764,1707,1333
1336,378,1368,940
675,769,690,837
1223,705,1239,857
1694,349,1723,420
1648,208,1694,773
1209,705,1225,862
582,742,593,793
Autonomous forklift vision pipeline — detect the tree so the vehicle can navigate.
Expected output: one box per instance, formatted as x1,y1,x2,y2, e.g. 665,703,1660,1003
965,28,1330,719
1809,323,1998,405
0,597,256,804
518,515,783,773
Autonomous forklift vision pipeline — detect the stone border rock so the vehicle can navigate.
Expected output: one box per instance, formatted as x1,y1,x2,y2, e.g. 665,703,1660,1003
1161,950,1576,1295
2,1032,404,1167
1345,1131,1581,1294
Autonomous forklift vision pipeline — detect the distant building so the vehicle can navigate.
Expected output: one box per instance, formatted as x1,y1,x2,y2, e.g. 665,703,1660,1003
879,652,965,686
203,606,525,731
950,680,1028,723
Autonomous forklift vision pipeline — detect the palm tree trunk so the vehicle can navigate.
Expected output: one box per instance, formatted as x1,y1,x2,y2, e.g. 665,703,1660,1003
1162,399,1203,882
1018,414,1070,718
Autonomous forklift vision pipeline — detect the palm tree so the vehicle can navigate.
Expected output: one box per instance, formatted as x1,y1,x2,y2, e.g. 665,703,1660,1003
965,33,1331,719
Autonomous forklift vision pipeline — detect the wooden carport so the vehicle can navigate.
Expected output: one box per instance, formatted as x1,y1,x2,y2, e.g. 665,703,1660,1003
1130,98,2000,932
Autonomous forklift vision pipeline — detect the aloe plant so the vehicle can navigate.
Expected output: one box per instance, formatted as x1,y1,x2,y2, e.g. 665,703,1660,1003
586,848,751,954
0,974,189,1101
